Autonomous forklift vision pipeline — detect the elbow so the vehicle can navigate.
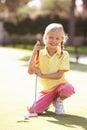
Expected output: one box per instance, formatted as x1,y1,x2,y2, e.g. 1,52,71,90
28,69,30,74
28,68,34,75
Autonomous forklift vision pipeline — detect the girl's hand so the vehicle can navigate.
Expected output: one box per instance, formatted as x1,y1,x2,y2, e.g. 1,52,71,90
28,41,40,75
34,67,42,77
33,42,41,54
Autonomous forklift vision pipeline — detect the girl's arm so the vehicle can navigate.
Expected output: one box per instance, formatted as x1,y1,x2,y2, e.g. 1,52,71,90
28,44,40,74
35,67,64,79
41,70,64,79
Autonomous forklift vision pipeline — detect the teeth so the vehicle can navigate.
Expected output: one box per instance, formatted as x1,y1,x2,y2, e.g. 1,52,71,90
51,44,56,46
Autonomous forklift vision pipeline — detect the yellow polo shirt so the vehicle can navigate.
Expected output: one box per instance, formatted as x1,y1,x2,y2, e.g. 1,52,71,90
38,48,70,92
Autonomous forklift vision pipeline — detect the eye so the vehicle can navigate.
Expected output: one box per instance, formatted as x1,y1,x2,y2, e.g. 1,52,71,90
49,36,53,39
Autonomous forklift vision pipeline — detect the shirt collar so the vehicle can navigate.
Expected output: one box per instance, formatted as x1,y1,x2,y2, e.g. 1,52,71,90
43,47,61,56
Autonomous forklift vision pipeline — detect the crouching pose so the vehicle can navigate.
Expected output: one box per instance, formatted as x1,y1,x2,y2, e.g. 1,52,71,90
27,23,75,116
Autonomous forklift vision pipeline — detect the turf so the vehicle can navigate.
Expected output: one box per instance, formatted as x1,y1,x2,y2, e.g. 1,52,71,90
0,47,87,130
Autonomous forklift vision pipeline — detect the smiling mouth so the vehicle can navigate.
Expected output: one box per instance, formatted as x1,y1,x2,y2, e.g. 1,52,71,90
50,43,57,46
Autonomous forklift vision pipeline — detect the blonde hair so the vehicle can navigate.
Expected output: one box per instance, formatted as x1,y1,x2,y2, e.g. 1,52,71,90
43,23,67,54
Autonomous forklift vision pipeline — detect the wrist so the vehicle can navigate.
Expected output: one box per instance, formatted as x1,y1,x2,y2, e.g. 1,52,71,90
40,72,43,77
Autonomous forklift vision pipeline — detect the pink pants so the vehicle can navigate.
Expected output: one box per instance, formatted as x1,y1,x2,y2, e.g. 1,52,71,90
27,83,75,114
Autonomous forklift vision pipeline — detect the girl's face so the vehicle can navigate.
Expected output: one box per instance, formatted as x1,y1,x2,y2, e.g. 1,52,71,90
45,29,63,51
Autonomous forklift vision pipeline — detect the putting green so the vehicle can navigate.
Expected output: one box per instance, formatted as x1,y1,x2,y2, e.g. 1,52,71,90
0,47,87,130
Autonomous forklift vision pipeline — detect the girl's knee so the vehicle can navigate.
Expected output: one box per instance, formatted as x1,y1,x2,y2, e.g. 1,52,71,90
60,83,75,97
27,106,34,113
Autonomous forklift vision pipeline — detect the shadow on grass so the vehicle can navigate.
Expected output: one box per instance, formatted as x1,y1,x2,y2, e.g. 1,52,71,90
41,111,87,130
17,120,29,123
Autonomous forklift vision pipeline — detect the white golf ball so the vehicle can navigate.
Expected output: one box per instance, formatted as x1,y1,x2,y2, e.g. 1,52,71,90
24,113,29,119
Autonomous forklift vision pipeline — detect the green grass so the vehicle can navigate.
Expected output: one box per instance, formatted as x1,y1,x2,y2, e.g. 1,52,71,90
70,62,87,73
65,46,87,55
0,47,87,130
4,44,87,55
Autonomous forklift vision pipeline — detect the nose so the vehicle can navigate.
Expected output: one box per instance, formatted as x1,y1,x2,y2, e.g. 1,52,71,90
52,38,57,43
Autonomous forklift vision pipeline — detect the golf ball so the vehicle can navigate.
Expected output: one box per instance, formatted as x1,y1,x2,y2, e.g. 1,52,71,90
24,113,29,119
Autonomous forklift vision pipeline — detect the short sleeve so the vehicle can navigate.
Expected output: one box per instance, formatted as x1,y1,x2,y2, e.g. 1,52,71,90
59,51,70,72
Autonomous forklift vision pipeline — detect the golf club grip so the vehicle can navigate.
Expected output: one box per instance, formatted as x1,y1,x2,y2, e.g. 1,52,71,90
36,40,40,61
37,50,39,59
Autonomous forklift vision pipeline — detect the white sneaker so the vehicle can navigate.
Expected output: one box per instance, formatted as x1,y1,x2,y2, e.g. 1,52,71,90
53,97,65,115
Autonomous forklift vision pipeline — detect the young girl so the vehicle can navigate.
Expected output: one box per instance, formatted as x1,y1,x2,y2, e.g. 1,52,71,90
26,23,75,116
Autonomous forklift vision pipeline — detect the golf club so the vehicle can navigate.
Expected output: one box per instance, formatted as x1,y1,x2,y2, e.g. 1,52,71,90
33,40,40,114
24,41,40,119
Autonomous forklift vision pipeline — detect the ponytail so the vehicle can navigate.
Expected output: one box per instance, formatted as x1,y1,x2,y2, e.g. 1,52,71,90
61,41,64,55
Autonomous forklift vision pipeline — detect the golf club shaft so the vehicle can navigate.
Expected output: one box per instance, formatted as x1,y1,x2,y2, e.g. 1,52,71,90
33,75,38,113
33,41,40,114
